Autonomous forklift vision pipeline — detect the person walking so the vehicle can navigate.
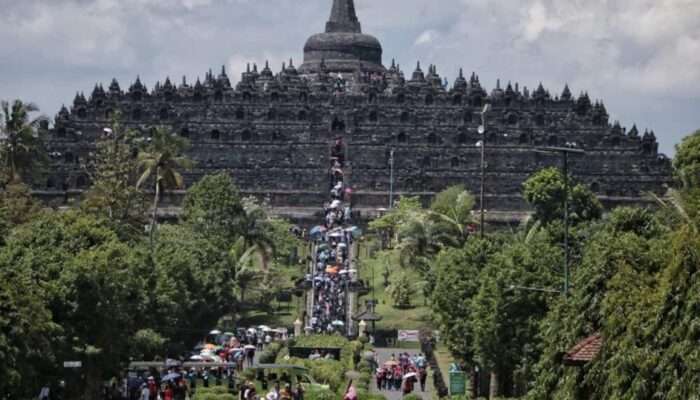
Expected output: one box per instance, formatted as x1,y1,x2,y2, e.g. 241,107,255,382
38,383,51,400
418,367,427,392
140,384,149,400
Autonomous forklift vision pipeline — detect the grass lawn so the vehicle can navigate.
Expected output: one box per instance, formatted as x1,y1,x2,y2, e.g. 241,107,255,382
356,246,434,331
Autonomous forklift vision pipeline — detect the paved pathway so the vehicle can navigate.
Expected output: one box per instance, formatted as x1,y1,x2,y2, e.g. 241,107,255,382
370,348,431,400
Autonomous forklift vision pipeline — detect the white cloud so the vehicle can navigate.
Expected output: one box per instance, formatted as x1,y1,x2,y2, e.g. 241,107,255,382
414,29,438,46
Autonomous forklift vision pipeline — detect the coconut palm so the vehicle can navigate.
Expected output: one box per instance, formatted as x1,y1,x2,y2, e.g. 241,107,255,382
229,237,263,306
136,126,193,245
0,100,49,185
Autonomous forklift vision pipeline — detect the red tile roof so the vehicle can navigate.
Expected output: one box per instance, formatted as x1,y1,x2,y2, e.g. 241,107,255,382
563,332,602,367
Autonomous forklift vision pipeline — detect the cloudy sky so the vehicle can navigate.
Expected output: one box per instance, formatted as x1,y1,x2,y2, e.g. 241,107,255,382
1,0,698,155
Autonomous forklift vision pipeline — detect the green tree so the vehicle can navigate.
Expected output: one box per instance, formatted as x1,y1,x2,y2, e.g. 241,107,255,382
0,100,49,184
673,128,700,189
181,173,244,242
82,112,147,240
523,167,602,225
386,271,414,307
428,184,476,245
430,237,500,367
149,224,235,345
136,125,193,245
229,237,263,306
0,182,42,228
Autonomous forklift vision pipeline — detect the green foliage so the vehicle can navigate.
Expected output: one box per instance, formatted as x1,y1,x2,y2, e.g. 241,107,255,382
403,394,422,400
150,224,235,344
0,99,49,184
674,129,700,189
259,342,282,363
386,271,414,307
136,125,194,244
181,173,244,242
523,167,602,225
131,329,166,360
81,111,147,240
304,388,336,400
0,182,42,229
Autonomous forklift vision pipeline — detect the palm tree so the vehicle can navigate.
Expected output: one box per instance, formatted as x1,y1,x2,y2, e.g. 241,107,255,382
136,126,193,245
0,100,49,185
229,237,263,307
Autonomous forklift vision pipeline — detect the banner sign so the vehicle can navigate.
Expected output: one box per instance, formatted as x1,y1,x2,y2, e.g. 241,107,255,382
397,330,420,342
450,371,467,395
63,361,82,368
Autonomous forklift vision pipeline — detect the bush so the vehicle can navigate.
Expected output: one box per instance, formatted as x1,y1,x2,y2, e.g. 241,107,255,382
403,394,422,400
305,359,346,392
304,388,336,400
357,360,372,374
259,342,282,363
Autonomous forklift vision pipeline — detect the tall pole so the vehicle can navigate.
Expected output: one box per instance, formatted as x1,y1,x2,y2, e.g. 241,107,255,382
480,136,485,239
389,148,394,209
563,152,569,299
479,105,490,239
534,144,583,299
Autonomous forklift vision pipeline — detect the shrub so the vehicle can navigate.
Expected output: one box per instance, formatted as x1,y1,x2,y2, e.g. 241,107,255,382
304,388,336,400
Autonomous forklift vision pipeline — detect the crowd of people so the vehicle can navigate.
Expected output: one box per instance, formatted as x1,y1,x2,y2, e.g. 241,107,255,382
375,353,428,396
307,139,358,334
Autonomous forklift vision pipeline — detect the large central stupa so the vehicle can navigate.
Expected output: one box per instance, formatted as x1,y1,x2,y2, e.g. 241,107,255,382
300,0,384,73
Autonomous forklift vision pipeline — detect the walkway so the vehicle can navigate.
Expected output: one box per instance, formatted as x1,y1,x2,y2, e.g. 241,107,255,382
370,348,431,400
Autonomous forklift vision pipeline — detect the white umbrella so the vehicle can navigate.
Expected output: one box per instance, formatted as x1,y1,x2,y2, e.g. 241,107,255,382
346,226,358,231
347,269,358,274
330,232,343,238
403,372,417,380
247,328,257,333
190,355,203,361
337,243,348,248
209,330,222,335
331,320,344,326
244,344,256,350
330,200,341,209
258,325,270,330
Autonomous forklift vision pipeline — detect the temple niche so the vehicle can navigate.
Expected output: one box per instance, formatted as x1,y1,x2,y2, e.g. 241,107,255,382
38,0,673,225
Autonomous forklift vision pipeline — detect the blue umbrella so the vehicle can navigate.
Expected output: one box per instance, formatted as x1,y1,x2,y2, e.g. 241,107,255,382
161,372,180,382
309,226,322,236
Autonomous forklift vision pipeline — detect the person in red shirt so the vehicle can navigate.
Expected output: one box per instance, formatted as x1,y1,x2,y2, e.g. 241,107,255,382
163,382,174,400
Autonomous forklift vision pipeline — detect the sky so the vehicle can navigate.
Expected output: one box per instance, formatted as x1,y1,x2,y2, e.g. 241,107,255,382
0,0,699,156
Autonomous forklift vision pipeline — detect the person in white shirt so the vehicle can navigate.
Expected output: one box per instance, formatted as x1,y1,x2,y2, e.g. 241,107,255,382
38,383,50,400
140,384,150,400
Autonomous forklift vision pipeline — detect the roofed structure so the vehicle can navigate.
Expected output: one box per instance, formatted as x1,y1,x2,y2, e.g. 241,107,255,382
563,332,602,367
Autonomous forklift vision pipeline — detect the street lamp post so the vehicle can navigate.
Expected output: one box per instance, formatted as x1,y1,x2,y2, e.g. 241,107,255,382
389,148,395,209
477,104,491,239
534,143,584,299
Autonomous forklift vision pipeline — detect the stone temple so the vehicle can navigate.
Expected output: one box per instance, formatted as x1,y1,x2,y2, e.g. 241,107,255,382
38,0,673,225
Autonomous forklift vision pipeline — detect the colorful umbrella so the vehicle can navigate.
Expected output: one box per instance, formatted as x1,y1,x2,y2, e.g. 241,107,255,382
325,267,339,274
384,360,399,366
345,188,353,194
204,343,217,350
402,372,417,380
